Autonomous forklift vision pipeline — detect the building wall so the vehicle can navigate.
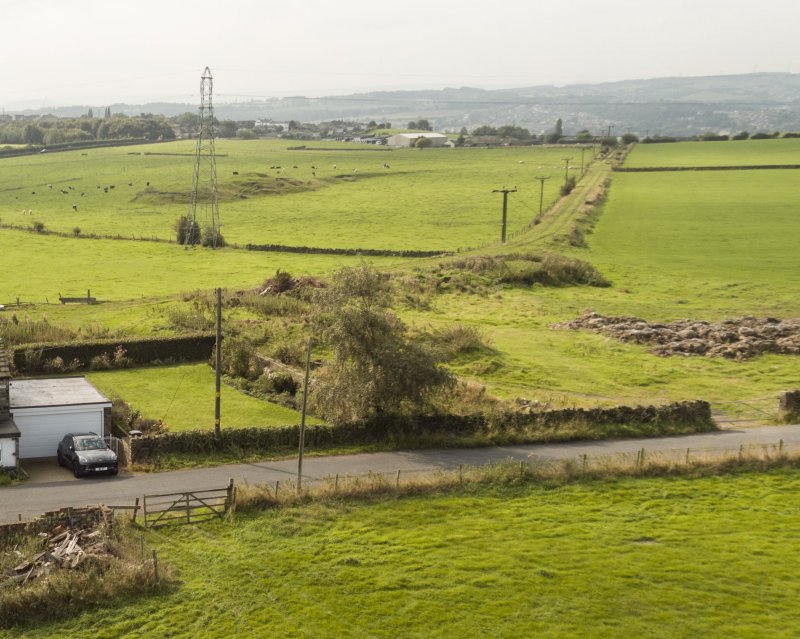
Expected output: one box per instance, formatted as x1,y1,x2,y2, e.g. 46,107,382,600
0,437,18,469
14,405,107,459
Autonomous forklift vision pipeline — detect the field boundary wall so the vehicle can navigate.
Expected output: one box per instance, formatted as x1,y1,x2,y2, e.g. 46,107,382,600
130,400,714,462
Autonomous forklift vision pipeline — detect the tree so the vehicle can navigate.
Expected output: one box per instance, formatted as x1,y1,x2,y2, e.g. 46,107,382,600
546,118,563,143
312,261,452,424
415,136,433,149
408,119,432,131
22,124,44,145
621,133,640,144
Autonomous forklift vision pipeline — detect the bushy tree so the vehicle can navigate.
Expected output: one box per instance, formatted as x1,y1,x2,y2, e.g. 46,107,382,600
312,261,452,424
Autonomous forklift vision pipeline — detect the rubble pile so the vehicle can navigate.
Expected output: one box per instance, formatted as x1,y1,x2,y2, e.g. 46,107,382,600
555,312,800,360
3,523,112,587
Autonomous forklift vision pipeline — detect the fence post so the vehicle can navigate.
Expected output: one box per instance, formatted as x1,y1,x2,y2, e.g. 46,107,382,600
152,549,159,583
396,470,401,489
334,474,339,494
779,439,784,454
226,478,234,512
132,497,140,523
185,493,191,524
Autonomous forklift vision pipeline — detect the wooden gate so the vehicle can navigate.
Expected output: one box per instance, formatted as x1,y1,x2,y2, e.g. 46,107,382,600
143,479,234,528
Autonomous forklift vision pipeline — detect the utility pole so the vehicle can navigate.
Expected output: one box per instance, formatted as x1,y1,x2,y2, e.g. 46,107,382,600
214,287,222,437
492,188,517,243
534,176,550,217
562,158,572,187
580,146,587,175
297,337,313,493
607,124,614,140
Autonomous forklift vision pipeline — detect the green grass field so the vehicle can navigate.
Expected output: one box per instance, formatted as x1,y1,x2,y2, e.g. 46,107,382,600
0,139,566,251
624,138,800,167
3,142,800,416
87,364,318,430
0,229,402,302
10,469,800,638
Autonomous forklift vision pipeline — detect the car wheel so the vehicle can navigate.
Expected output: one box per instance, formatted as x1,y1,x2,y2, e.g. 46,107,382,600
110,469,119,476
72,463,82,478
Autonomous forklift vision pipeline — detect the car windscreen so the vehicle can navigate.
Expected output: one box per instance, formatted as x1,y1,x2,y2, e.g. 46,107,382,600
74,437,107,451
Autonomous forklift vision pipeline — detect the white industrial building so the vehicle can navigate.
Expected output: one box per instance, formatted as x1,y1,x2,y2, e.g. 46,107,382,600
386,132,449,147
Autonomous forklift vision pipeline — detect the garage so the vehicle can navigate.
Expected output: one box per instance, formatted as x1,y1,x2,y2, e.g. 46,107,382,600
9,378,111,460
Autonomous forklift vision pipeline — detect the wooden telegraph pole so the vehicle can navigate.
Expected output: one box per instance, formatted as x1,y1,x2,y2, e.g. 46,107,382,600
297,337,313,493
492,188,517,243
214,287,222,437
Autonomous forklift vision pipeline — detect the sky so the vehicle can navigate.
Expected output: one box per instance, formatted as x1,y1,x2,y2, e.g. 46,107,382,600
2,0,798,109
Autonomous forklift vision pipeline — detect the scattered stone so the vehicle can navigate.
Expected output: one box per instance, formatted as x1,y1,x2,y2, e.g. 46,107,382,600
553,312,800,360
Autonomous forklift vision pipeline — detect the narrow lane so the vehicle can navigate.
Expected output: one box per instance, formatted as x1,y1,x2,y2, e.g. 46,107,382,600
2,424,799,524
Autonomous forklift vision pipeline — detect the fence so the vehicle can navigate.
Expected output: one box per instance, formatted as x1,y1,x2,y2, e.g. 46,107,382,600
142,479,234,529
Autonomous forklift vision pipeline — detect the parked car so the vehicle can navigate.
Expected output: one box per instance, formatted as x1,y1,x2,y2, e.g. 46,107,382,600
57,432,118,478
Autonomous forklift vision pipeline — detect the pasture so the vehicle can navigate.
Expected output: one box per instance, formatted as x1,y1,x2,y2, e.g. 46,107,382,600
623,138,800,167
9,469,800,638
87,364,317,431
0,139,566,252
2,140,800,415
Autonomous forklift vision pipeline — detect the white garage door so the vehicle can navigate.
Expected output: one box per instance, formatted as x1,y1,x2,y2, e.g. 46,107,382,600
15,409,104,459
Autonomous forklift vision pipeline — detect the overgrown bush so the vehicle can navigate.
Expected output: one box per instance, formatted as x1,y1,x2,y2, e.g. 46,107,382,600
423,324,492,361
111,397,167,436
174,215,200,245
560,176,577,196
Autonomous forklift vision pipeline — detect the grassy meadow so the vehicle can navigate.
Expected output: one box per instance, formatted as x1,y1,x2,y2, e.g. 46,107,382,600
623,138,800,167
9,469,800,638
87,364,318,431
2,139,800,416
0,139,566,252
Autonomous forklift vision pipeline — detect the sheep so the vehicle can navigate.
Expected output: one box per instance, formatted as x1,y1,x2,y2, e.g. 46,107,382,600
60,189,68,195
27,209,32,215
383,163,390,169
128,182,133,186
80,192,85,197
109,185,115,189
31,191,36,195
353,168,358,173
72,204,78,211
47,184,53,190
103,187,108,193
232,171,239,175
292,165,298,169
333,164,337,169
68,185,75,190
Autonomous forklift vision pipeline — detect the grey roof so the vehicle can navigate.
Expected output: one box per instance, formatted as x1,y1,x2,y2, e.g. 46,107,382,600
10,377,111,409
0,415,20,437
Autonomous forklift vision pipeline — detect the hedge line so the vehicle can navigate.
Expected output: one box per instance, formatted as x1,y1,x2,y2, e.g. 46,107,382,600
614,164,800,173
13,333,215,373
130,400,714,462
245,243,448,258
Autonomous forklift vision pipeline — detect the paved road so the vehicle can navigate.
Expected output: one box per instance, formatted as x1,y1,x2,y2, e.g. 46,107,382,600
2,424,799,524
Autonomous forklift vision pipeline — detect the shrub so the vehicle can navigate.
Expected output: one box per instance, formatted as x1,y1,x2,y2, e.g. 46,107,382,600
72,226,81,236
200,224,225,248
560,176,577,196
174,215,200,245
31,220,46,233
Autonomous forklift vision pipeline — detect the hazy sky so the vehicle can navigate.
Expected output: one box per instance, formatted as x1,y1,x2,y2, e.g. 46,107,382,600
3,0,798,108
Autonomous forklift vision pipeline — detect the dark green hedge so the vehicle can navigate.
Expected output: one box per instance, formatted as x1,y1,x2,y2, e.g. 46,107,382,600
245,243,447,258
130,401,714,462
14,333,215,373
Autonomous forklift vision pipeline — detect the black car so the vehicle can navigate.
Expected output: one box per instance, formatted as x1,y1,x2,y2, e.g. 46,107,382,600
57,432,118,478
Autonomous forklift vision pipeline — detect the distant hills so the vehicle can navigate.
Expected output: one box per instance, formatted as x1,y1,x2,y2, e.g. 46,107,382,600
8,73,800,136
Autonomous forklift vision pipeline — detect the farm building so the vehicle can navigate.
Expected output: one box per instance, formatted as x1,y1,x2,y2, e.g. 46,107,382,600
0,340,111,468
386,132,449,147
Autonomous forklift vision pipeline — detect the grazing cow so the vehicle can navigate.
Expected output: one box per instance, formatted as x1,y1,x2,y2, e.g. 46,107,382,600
232,171,239,175
31,191,36,195
80,192,85,197
103,187,108,193
146,181,150,186
47,184,53,189
72,204,78,211
60,189,68,194
68,186,74,190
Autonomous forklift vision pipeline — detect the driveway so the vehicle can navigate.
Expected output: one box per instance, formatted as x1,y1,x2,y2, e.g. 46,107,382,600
2,423,800,525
